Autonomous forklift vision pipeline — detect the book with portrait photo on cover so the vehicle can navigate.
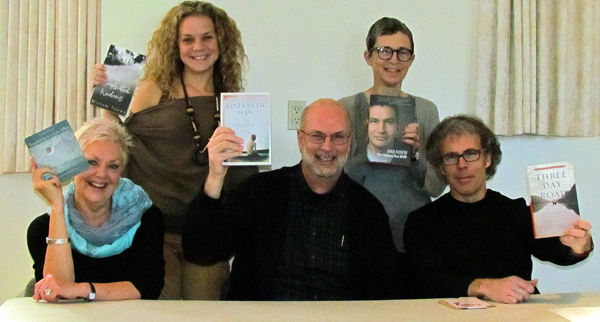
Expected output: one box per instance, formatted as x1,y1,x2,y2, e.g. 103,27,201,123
220,92,271,166
90,44,146,116
526,161,580,239
25,120,89,182
366,94,416,167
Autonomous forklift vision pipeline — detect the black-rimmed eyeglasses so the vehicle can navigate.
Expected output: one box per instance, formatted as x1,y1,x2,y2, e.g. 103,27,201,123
300,130,351,145
370,46,413,62
441,149,485,166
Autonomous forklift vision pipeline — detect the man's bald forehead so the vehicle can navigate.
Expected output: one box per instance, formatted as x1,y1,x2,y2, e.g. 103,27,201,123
300,98,350,131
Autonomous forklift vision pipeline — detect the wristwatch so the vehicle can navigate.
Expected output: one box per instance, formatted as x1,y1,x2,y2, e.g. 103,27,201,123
87,282,96,301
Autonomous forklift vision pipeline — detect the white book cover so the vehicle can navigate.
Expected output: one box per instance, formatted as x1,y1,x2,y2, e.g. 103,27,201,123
220,92,271,166
90,44,146,116
526,161,580,239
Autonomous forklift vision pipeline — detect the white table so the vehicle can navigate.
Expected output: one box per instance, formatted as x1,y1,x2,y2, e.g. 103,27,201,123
1,292,599,321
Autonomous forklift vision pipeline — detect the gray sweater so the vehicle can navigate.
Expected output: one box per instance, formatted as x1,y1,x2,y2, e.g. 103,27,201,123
339,92,446,252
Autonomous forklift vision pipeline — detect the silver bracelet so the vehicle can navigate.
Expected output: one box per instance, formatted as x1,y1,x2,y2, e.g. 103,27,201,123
46,237,71,244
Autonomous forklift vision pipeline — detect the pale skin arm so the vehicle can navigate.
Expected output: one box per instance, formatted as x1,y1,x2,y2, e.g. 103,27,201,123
31,159,73,282
33,276,140,302
467,276,538,304
92,64,120,122
128,79,162,114
204,127,244,199
31,159,141,302
467,220,592,304
560,220,593,255
92,64,108,86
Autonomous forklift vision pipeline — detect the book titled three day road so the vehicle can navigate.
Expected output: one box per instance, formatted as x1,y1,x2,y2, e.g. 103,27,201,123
25,120,89,182
90,44,146,116
526,161,580,239
220,92,271,166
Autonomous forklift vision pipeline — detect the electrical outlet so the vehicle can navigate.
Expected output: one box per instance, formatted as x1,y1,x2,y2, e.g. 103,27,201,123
287,100,305,130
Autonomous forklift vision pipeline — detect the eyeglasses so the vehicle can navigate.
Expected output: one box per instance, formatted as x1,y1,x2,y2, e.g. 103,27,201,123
370,46,413,62
441,149,485,166
300,130,351,145
181,75,220,166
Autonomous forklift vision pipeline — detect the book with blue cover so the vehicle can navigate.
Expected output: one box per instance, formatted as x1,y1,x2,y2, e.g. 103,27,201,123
25,120,89,182
90,44,146,116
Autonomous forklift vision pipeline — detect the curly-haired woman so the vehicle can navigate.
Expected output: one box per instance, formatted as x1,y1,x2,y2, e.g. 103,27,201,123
93,1,257,300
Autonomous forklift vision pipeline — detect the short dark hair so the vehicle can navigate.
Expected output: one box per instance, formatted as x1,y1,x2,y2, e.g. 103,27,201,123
366,17,414,53
426,114,502,180
369,104,399,124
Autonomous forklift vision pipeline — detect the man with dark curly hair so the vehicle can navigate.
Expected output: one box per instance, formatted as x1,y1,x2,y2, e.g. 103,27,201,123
404,114,593,304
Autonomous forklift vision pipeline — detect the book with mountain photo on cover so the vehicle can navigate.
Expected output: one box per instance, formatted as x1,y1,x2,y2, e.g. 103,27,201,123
366,94,416,166
25,120,89,182
90,44,146,116
526,161,580,239
220,92,271,166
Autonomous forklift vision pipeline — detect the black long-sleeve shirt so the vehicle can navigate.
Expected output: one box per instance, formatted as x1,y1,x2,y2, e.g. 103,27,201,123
27,205,165,299
404,190,590,299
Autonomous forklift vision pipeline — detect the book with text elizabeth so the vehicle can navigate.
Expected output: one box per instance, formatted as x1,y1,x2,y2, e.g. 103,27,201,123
366,94,416,166
526,161,580,239
220,92,271,166
25,120,89,182
90,44,146,116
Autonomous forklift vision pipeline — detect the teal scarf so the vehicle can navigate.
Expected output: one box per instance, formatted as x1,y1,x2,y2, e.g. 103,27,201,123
49,178,152,258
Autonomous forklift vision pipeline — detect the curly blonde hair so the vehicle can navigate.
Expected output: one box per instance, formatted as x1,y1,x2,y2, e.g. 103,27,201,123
141,1,246,99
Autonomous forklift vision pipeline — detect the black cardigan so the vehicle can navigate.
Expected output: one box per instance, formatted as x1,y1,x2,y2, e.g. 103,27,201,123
183,163,403,300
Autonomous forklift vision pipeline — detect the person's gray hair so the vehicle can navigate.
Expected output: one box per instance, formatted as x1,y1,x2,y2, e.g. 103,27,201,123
426,114,502,181
75,118,133,166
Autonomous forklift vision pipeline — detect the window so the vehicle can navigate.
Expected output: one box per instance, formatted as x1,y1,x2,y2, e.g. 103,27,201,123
474,0,599,136
0,0,101,175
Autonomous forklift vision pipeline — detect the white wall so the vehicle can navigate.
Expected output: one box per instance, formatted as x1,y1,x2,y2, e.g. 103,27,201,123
1,0,598,304
0,174,48,303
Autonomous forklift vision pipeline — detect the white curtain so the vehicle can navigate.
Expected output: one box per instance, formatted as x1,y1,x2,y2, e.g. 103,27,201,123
0,0,100,175
475,0,600,136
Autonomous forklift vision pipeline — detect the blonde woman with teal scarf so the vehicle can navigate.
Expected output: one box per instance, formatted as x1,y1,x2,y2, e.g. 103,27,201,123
27,118,165,302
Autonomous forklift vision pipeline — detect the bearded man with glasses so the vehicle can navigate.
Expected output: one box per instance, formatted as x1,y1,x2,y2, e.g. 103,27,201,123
183,99,403,301
403,114,593,304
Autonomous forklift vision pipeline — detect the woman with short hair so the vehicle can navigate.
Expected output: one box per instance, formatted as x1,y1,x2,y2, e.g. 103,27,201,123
27,118,165,302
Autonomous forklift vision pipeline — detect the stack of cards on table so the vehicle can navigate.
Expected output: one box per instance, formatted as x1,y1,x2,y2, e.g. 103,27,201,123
439,297,494,310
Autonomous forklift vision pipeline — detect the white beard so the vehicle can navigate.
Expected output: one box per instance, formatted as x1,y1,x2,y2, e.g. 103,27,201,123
300,145,348,179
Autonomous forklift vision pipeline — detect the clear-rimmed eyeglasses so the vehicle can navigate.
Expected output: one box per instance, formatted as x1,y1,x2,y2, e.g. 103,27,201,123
370,46,413,62
300,130,351,145
441,149,485,166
